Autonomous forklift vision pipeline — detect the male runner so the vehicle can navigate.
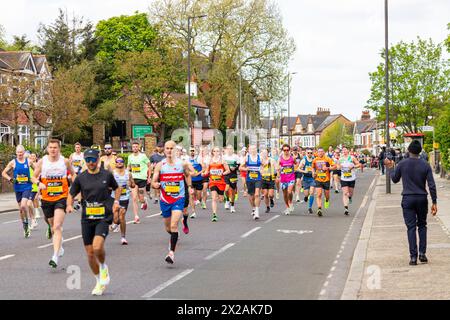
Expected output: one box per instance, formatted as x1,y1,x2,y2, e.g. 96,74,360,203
292,147,303,202
299,148,316,214
2,145,34,237
198,146,210,210
260,150,276,213
67,149,121,296
128,142,151,224
150,142,166,204
111,156,135,244
189,147,203,218
223,145,240,213
278,144,296,215
32,139,74,267
69,142,84,211
99,144,117,171
337,146,361,216
152,141,195,264
312,147,336,217
240,145,263,220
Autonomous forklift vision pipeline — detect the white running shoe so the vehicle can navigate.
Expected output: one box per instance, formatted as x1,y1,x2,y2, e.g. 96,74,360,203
224,201,230,210
99,264,110,286
91,282,106,296
253,208,260,220
290,204,295,213
195,200,200,206
190,212,197,219
230,206,236,213
58,247,65,257
284,208,291,215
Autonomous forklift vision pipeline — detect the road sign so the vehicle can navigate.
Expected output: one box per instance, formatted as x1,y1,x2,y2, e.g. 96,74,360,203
132,125,153,139
420,126,434,132
388,122,396,128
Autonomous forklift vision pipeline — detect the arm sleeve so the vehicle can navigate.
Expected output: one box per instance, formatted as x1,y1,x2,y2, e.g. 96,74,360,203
426,164,437,204
69,176,81,197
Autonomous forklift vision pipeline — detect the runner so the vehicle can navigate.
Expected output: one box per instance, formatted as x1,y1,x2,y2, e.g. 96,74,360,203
66,148,121,296
299,148,316,214
188,147,203,218
332,149,342,193
32,139,74,267
27,153,39,229
223,145,240,214
240,145,263,220
278,144,296,215
203,147,230,222
2,145,34,238
337,146,361,216
69,142,84,211
152,141,195,264
260,150,277,213
198,146,210,210
99,144,117,171
272,147,281,200
292,146,303,203
127,142,151,224
239,147,248,197
111,156,135,244
312,147,336,217
149,142,166,204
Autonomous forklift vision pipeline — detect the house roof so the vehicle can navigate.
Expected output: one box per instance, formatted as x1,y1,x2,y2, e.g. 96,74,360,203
0,51,34,71
354,119,377,134
32,55,47,74
169,93,209,109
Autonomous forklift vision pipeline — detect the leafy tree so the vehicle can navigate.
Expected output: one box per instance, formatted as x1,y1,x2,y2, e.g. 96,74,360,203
367,37,449,133
0,24,8,48
37,8,97,70
319,121,353,150
434,106,450,171
8,35,33,51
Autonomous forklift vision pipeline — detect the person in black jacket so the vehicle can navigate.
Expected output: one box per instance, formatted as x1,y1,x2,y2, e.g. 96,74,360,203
384,140,438,266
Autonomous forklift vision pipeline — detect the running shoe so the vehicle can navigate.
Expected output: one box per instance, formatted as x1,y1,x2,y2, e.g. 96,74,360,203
99,264,110,286
335,190,339,194
195,200,200,206
265,207,270,213
24,224,30,238
344,209,349,216
134,216,141,224
182,219,189,234
296,195,300,202
308,208,313,214
141,202,148,211
324,199,330,209
165,251,175,264
211,213,218,222
58,247,65,257
74,203,81,211
224,201,230,210
190,212,197,219
49,257,57,269
284,208,290,215
253,211,260,220
270,199,274,208
201,202,207,210
317,209,323,217
91,282,106,296
289,204,295,213
230,206,236,213
46,225,52,240
110,223,119,233
121,237,128,245
32,219,38,229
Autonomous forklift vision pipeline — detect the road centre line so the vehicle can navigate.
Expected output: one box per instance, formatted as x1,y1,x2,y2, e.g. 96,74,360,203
142,269,194,299
0,254,15,261
241,227,261,238
205,243,235,261
38,235,82,249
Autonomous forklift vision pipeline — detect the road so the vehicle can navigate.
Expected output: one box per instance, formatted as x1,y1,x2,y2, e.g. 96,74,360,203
0,169,377,300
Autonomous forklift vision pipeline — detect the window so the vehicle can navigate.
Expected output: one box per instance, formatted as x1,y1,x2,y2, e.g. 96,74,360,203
295,124,301,133
282,126,287,134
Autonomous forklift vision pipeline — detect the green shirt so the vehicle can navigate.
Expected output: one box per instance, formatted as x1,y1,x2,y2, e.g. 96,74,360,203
128,153,150,180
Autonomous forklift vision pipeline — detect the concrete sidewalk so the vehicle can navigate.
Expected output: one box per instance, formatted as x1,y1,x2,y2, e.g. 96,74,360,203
342,173,450,300
0,193,18,213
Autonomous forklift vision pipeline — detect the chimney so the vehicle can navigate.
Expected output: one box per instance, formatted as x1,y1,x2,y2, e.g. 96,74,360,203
316,107,330,116
361,110,371,121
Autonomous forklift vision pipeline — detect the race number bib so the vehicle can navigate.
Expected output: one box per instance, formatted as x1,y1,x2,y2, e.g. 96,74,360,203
282,167,293,174
16,174,29,184
131,164,141,173
317,171,327,179
121,185,128,195
47,181,63,196
249,171,259,179
165,182,181,194
86,202,105,220
343,169,352,178
210,169,223,181
229,177,238,183
73,160,81,168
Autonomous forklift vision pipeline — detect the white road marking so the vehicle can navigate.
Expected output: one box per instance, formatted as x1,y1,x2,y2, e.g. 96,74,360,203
146,213,162,218
277,229,313,235
265,215,280,224
0,254,15,261
142,269,194,299
3,219,20,224
38,235,82,249
241,227,261,238
205,243,235,261
320,289,327,296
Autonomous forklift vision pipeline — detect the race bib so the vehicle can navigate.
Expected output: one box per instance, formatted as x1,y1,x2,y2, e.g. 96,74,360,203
47,181,63,196
282,167,293,174
131,164,141,173
343,170,352,178
249,172,259,179
121,186,128,195
317,172,327,179
16,174,29,184
306,167,313,173
86,202,105,220
229,177,238,183
165,182,180,194
73,160,81,168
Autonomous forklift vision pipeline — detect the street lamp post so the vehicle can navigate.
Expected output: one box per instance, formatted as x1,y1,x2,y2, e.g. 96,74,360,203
384,0,391,194
287,72,297,146
187,14,207,148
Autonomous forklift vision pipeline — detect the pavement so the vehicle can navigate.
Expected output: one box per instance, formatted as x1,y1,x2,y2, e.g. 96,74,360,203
0,170,377,300
342,173,450,300
0,192,18,214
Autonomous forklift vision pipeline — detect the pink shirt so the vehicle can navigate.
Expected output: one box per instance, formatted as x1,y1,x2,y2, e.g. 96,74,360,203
279,156,295,183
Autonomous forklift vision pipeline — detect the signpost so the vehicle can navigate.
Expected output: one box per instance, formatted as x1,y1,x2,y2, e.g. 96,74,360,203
132,125,153,139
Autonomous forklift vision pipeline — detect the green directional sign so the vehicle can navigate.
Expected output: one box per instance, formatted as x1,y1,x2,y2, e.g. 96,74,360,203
132,125,153,139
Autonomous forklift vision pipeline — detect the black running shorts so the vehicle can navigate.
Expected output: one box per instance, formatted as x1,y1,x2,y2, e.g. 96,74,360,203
81,216,113,246
41,198,67,219
341,180,356,188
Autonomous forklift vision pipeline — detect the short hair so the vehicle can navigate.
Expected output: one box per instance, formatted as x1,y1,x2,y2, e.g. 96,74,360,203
48,139,61,147
74,142,81,147
318,147,324,151
132,141,140,146
16,145,25,152
282,144,290,150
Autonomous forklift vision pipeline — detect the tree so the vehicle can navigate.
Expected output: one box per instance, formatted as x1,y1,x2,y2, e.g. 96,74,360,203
319,121,353,149
0,24,8,48
367,37,449,133
111,49,187,141
434,106,450,171
149,0,295,130
37,8,97,70
8,35,34,51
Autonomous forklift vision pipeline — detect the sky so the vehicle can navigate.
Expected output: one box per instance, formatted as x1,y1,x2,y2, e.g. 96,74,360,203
1,0,449,122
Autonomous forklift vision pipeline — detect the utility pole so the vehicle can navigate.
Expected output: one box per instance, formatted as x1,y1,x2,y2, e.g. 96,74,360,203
384,0,391,194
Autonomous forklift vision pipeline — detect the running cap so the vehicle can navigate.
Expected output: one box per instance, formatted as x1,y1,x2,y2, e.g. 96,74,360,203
157,142,164,148
84,149,100,159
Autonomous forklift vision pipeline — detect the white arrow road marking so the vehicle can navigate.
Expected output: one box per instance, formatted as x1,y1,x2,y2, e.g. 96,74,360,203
277,229,314,235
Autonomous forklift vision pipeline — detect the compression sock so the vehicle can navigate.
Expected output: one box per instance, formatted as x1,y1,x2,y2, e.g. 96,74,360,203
308,195,315,208
170,232,179,252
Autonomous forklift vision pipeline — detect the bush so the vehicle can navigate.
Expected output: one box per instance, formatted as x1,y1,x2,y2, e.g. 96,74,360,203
117,153,132,166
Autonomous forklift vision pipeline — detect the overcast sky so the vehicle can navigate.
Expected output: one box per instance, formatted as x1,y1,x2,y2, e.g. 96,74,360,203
1,0,448,121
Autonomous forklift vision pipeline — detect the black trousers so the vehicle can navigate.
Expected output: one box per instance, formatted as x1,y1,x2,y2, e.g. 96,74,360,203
401,195,428,258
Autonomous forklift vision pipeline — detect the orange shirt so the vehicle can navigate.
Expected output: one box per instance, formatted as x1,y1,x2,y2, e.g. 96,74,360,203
312,156,334,183
209,161,226,190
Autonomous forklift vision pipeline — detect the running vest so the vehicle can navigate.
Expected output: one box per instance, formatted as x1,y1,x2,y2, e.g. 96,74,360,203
30,166,38,193
112,170,130,201
128,153,150,180
71,152,84,174
209,160,226,187
302,156,314,180
160,159,185,204
279,156,295,183
189,158,203,183
13,158,32,192
40,155,69,202
246,154,262,181
312,156,334,183
261,160,276,181
339,156,356,181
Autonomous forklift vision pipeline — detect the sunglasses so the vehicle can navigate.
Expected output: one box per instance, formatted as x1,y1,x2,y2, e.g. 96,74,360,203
116,159,125,164
283,149,290,152
85,157,98,163
105,147,112,150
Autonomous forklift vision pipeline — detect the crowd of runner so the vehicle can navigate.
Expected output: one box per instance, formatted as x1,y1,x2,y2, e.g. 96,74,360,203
2,140,369,296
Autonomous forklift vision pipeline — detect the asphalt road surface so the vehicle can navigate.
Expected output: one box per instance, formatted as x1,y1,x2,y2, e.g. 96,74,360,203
0,169,377,300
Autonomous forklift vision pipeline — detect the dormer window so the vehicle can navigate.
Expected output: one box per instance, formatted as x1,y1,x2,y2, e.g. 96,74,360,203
282,126,287,134
295,124,301,133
